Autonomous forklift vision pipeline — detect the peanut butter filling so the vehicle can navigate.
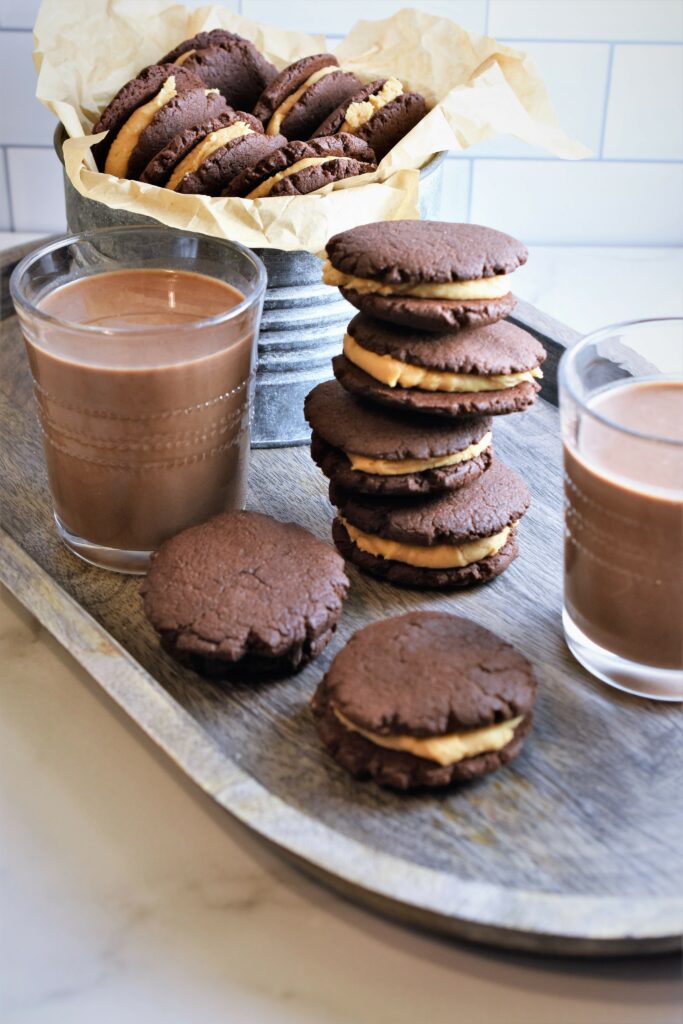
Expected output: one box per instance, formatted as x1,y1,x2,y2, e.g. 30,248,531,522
323,260,510,300
339,515,511,568
267,66,340,135
346,431,493,475
165,121,254,190
174,49,196,66
246,155,346,199
334,708,523,766
105,77,178,178
340,77,403,133
343,333,542,393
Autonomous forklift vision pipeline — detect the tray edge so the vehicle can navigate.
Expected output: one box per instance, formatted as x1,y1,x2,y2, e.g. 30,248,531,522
2,528,681,958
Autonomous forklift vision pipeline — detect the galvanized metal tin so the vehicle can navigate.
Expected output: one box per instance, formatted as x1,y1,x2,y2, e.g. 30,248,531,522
54,127,445,446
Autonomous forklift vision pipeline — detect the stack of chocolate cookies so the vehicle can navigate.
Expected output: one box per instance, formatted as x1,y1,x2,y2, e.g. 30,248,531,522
305,220,546,590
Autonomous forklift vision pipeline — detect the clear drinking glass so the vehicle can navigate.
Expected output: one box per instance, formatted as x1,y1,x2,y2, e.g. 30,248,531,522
559,318,683,701
10,226,266,574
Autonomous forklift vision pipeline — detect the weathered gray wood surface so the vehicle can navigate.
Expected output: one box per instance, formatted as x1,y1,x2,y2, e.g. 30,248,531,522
1,242,681,956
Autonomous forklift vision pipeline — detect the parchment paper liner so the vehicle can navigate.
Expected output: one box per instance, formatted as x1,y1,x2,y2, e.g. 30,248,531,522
34,1,589,252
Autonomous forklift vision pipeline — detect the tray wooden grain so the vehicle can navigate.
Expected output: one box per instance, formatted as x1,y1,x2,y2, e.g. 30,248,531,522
1,240,681,956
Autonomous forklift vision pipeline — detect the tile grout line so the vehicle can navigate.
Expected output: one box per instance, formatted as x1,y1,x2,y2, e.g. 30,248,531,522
0,26,681,44
2,147,16,231
496,37,683,47
307,34,682,46
598,43,615,159
446,156,682,165
1,145,681,166
11,144,683,164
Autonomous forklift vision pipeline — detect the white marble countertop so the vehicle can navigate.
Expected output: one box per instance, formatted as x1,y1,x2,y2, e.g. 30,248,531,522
1,239,682,1024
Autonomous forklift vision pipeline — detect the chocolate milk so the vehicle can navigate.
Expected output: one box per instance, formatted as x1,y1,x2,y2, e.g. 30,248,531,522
564,380,683,669
25,269,256,566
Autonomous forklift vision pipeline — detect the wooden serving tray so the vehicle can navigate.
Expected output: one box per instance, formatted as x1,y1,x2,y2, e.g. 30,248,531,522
2,240,681,957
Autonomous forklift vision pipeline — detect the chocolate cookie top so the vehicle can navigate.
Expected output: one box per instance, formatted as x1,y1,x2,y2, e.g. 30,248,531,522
331,458,531,545
181,131,286,196
348,314,546,374
161,28,245,63
91,63,207,167
224,134,375,197
320,611,537,735
142,511,348,662
278,71,362,141
326,221,528,283
160,29,278,110
126,86,228,180
304,379,491,459
252,54,339,122
312,79,387,136
313,82,426,160
252,54,361,140
269,156,374,196
353,92,426,161
140,111,246,185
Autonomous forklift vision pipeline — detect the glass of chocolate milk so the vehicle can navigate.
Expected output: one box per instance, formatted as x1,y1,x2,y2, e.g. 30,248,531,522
559,318,683,700
11,226,266,573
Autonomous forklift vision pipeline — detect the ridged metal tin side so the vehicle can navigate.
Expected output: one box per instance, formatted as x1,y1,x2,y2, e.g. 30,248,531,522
54,128,446,446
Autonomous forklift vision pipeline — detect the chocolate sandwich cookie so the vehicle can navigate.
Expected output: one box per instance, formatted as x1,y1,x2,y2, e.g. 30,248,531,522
140,110,272,195
223,134,376,199
312,611,537,790
334,314,545,418
324,220,527,331
329,458,530,589
252,54,361,140
304,379,492,496
312,78,426,160
92,63,219,171
140,111,239,186
159,29,278,110
93,65,229,180
142,510,349,678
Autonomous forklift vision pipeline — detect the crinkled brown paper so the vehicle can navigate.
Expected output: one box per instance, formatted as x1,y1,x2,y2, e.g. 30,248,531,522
34,0,589,252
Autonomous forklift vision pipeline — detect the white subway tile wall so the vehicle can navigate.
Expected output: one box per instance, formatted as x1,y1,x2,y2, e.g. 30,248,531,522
602,44,683,160
0,153,10,230
470,160,683,245
0,0,681,241
6,147,66,232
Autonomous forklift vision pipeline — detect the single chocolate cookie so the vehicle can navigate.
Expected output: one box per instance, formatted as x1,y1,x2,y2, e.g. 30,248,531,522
179,130,286,196
223,134,376,198
159,29,278,110
312,78,426,160
140,112,238,186
333,314,545,418
139,110,263,190
252,54,361,140
91,63,212,170
324,220,527,332
329,458,530,589
132,87,232,181
311,611,537,790
138,110,270,195
304,379,493,496
141,510,349,678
